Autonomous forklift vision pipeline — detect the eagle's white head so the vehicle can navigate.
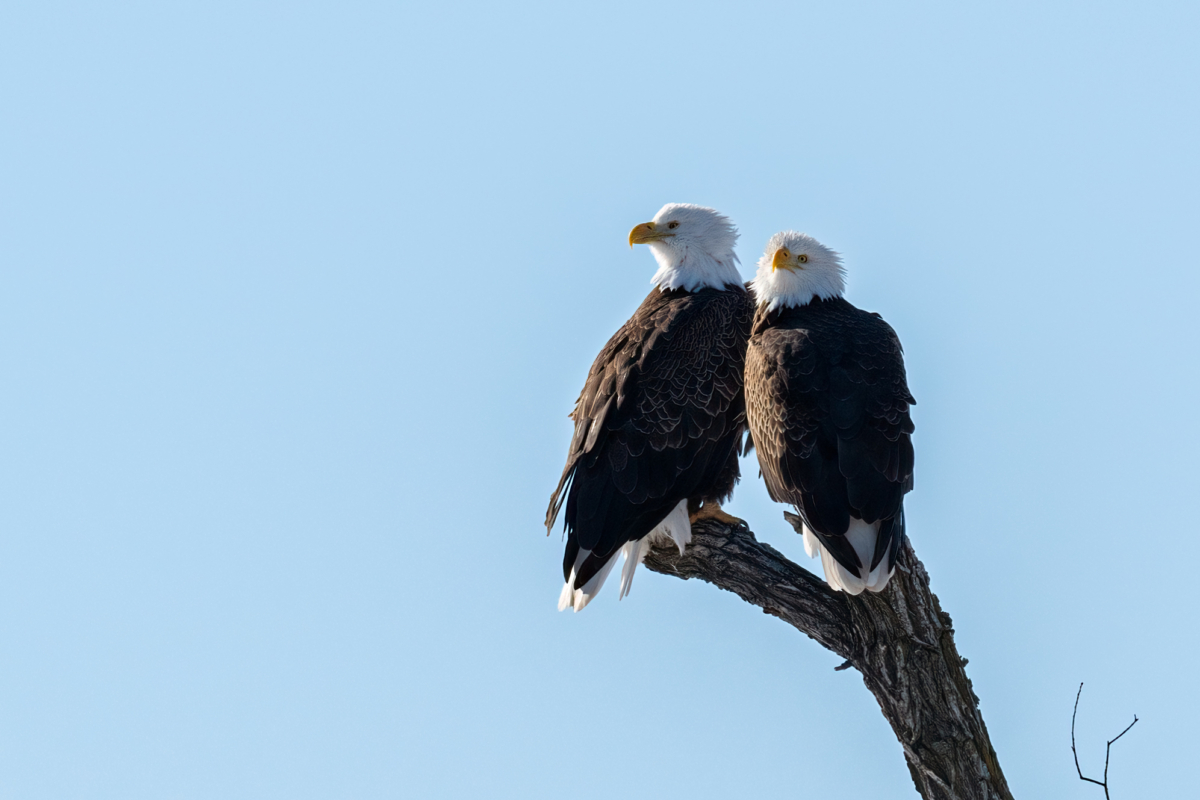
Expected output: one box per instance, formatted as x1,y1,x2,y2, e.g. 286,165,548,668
752,231,845,311
628,203,742,292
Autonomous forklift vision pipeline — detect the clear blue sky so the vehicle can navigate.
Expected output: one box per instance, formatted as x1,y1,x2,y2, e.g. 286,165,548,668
2,1,1198,797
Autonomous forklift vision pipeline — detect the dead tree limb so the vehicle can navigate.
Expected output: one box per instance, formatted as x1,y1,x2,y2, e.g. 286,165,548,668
643,515,1013,800
1071,683,1138,799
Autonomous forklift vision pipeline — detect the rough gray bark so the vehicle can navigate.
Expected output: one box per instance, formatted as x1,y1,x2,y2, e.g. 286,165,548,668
643,515,1013,800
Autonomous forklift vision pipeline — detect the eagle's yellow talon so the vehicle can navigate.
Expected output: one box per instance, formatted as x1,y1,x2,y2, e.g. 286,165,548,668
689,503,745,527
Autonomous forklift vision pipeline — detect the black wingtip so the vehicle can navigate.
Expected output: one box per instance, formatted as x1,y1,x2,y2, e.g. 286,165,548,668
817,530,864,573
869,516,893,571
785,511,865,572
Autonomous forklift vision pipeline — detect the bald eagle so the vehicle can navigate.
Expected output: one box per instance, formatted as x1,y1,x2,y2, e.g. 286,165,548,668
745,232,915,594
546,204,754,611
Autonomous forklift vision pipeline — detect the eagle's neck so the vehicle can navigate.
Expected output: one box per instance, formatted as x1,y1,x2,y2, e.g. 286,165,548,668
752,267,846,312
650,245,742,293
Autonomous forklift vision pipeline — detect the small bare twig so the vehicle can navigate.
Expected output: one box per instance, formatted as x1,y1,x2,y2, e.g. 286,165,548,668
1071,682,1139,799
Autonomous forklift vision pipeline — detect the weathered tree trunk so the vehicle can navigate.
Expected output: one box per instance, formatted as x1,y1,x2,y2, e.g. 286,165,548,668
643,516,1013,800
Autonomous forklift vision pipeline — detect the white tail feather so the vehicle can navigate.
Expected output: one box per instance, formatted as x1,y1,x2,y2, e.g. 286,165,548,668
557,499,693,611
618,498,691,600
802,516,895,595
617,538,648,600
802,525,820,558
557,577,574,611
558,548,622,612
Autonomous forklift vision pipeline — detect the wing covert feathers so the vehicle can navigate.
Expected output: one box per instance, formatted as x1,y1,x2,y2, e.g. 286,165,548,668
547,286,753,609
747,296,915,593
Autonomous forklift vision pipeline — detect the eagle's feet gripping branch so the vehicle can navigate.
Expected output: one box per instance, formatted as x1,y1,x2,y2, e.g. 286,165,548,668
688,501,746,529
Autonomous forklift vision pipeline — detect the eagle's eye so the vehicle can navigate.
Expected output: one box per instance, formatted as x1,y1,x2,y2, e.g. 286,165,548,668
798,254,809,263
667,221,679,229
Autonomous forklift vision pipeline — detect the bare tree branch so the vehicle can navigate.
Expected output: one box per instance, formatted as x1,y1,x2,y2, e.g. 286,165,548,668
643,515,1013,800
1071,682,1139,799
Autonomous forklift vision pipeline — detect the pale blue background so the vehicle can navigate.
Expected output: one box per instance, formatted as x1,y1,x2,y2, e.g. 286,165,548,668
2,1,1197,797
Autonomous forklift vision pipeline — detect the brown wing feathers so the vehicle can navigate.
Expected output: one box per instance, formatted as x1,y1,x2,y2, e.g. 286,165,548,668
546,287,753,589
747,297,915,576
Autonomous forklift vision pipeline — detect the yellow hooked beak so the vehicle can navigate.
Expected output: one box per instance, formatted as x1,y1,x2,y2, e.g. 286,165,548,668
772,247,806,272
628,221,676,247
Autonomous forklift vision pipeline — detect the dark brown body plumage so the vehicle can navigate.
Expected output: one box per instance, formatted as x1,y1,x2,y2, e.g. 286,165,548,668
547,285,754,591
745,296,915,577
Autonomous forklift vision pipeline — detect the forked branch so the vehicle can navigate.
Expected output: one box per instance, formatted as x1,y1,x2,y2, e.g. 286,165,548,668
1071,682,1139,799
